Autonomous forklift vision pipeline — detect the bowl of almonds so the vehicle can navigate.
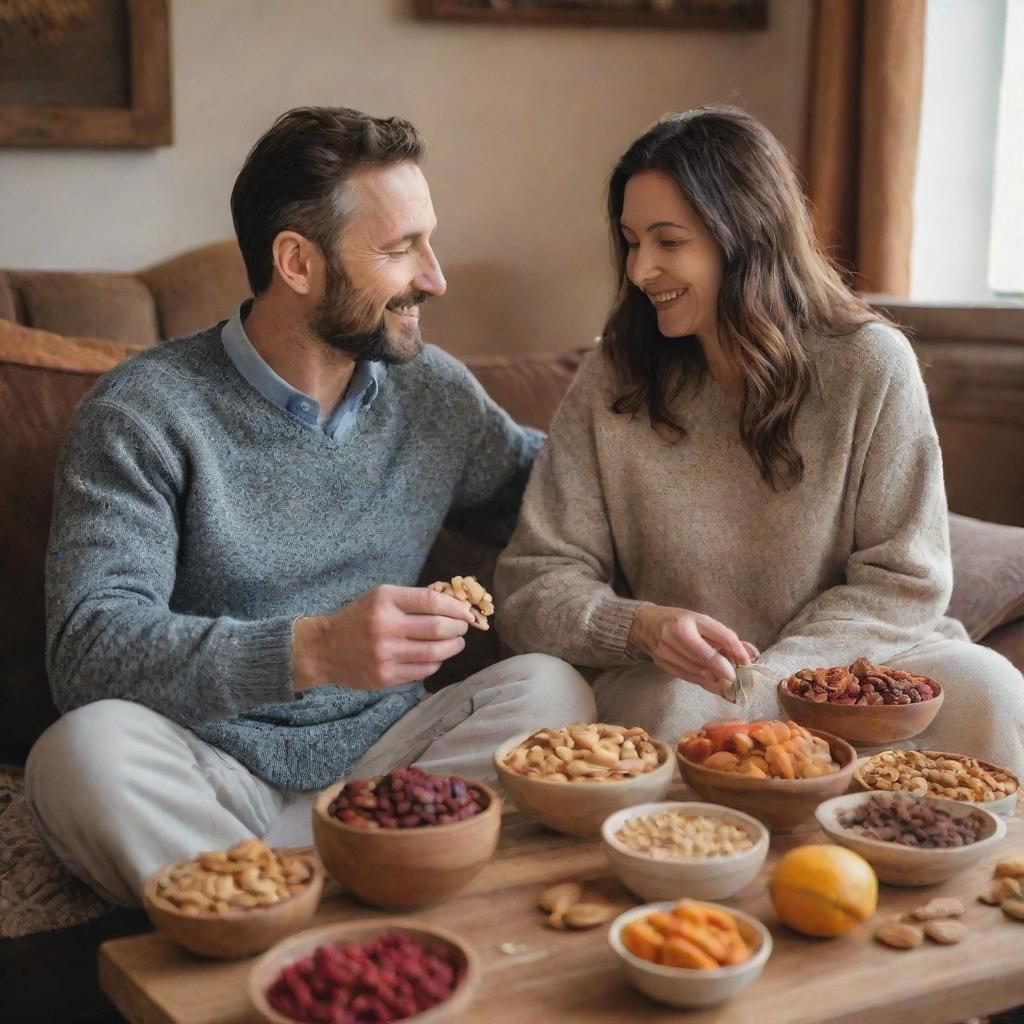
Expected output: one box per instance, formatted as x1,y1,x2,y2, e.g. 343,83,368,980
494,723,673,837
143,838,323,958
601,802,769,902
777,659,944,744
815,792,1007,886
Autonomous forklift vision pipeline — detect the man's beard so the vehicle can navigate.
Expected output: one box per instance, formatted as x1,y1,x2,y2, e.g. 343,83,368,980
310,261,426,365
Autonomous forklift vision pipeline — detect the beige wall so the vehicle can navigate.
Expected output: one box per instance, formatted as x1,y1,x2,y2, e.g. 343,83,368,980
0,0,812,356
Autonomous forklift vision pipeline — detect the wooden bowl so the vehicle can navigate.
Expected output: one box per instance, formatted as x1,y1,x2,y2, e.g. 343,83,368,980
312,780,501,909
675,729,857,830
493,732,674,837
853,749,1021,817
816,792,1007,886
142,854,323,959
248,918,479,1024
777,678,944,744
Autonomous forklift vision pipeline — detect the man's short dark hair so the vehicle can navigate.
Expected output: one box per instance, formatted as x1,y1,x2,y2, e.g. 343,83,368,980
230,106,425,295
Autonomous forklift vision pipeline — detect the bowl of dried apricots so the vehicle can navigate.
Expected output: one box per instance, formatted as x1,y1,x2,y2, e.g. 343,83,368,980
675,719,857,830
608,898,772,1007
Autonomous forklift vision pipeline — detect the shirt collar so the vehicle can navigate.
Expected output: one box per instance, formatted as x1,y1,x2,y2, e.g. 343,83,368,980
221,300,383,437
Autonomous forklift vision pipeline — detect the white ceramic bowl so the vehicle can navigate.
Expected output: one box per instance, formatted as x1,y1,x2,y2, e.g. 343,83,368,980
601,802,769,902
493,731,674,837
815,791,1007,887
608,900,772,1008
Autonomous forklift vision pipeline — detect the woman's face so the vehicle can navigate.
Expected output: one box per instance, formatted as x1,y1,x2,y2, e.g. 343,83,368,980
620,170,724,341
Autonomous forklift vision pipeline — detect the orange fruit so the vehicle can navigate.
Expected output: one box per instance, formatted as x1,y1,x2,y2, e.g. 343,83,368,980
770,844,878,937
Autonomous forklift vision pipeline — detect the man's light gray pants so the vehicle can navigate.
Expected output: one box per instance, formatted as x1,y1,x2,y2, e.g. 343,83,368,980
25,654,594,906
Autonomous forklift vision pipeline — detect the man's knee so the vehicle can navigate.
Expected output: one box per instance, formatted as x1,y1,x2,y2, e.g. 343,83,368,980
26,699,169,808
501,653,596,720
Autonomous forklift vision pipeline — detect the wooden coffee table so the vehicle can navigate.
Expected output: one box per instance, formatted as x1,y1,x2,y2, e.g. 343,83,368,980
100,794,1024,1024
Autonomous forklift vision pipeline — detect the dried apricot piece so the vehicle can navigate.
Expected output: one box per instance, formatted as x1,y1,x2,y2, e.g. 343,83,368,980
703,751,740,772
623,920,665,962
660,936,718,970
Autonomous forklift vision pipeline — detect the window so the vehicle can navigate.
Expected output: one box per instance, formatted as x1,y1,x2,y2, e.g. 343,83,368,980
989,0,1024,297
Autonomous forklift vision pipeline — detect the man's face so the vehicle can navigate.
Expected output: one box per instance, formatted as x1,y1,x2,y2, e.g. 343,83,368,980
311,162,446,364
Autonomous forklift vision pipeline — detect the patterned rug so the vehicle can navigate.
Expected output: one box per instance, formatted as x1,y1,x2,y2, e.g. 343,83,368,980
0,764,110,938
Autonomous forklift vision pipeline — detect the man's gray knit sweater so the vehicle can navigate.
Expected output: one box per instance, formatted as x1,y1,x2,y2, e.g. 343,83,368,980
45,325,540,791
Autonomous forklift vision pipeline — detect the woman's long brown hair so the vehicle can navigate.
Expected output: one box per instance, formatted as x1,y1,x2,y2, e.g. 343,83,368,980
603,106,887,490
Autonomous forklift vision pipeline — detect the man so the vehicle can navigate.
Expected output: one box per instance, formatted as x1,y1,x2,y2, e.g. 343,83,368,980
25,107,594,906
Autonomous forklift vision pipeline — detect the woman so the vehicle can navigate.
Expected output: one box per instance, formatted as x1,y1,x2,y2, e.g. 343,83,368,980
494,106,1024,775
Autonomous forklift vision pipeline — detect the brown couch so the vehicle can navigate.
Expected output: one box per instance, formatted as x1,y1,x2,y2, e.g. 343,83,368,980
1,241,1024,763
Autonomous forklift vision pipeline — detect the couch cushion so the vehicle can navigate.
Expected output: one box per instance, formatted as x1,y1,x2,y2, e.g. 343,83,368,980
8,271,160,345
141,240,250,340
947,513,1024,641
0,320,144,757
466,348,591,431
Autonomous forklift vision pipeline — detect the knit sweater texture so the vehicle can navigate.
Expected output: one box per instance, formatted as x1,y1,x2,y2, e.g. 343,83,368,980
495,322,968,695
46,326,540,790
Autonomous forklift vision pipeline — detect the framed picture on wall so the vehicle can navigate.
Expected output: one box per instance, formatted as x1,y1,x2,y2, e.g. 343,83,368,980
0,0,172,148
413,0,768,31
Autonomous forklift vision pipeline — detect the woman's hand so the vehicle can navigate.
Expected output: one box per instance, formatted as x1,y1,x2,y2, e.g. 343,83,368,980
628,603,754,697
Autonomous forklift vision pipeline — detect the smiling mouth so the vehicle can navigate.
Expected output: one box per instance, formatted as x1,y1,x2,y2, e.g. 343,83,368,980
386,303,420,320
648,287,688,306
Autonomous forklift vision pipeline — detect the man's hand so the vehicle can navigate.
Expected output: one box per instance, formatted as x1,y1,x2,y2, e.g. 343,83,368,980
291,585,476,692
628,603,753,698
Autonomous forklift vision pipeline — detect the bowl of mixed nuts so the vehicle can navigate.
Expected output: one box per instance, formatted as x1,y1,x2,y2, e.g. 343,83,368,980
601,802,769,902
143,838,324,958
853,749,1020,817
815,792,1007,886
777,659,944,744
312,767,501,910
493,723,673,837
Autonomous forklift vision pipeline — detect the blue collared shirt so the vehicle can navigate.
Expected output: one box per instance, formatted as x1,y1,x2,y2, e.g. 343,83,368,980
220,301,382,442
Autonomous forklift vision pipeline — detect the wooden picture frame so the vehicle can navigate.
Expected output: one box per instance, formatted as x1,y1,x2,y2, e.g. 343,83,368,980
414,0,767,31
0,0,172,148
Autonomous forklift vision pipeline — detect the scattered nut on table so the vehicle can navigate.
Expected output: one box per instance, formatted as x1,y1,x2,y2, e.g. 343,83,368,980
923,919,968,945
994,858,1024,879
979,878,1022,905
537,882,583,928
910,897,965,921
875,920,925,949
1001,897,1024,921
563,903,615,929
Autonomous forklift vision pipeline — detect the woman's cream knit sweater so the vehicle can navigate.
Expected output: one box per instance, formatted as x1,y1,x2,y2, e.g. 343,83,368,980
495,322,968,689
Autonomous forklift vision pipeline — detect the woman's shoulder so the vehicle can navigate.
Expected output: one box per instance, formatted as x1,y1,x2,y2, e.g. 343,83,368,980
560,342,619,403
805,319,921,396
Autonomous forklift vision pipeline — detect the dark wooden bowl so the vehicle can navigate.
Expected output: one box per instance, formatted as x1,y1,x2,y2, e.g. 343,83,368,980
777,678,944,744
312,779,501,909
